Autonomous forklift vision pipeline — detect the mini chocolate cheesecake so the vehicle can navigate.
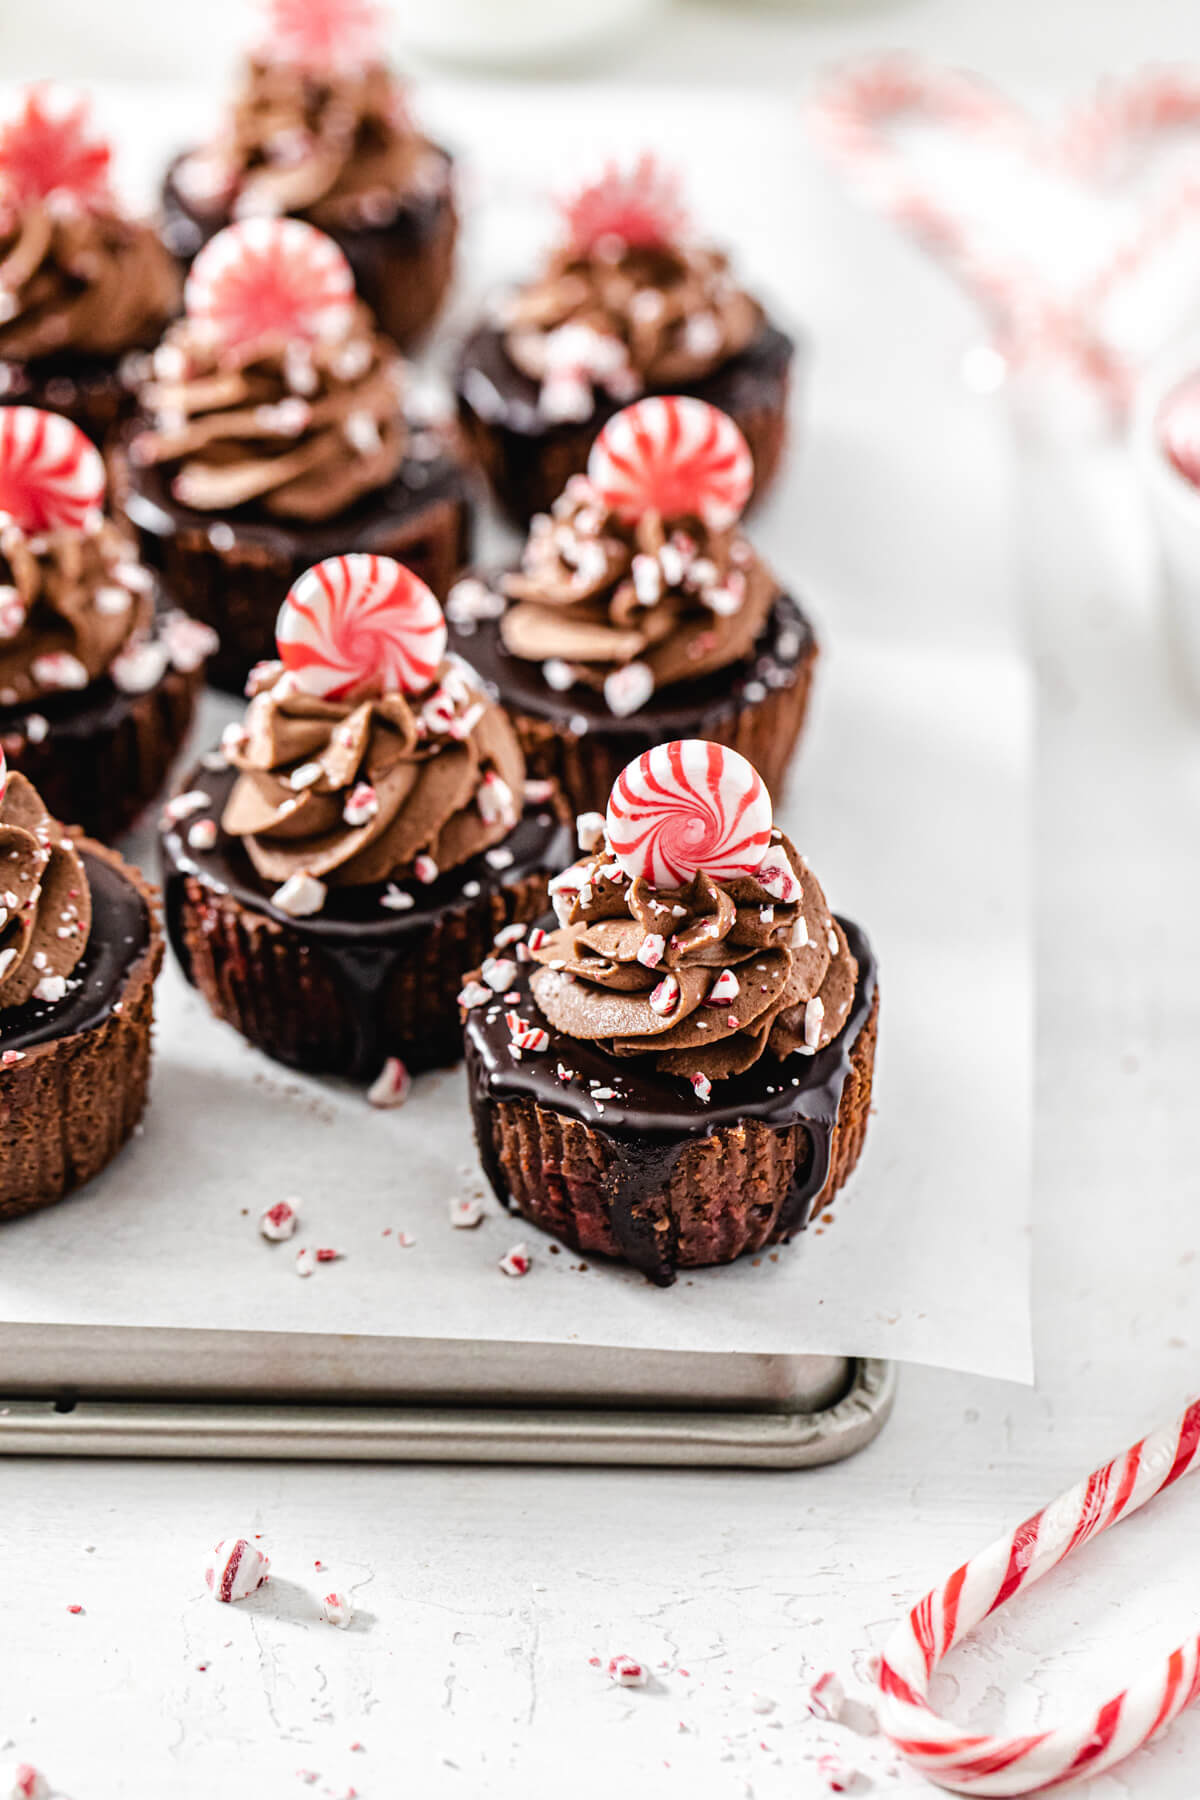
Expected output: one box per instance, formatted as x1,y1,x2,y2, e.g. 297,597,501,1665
462,741,879,1284
445,394,818,817
159,12,457,350
0,89,179,447
116,217,474,694
0,767,163,1217
455,156,795,526
159,554,570,1083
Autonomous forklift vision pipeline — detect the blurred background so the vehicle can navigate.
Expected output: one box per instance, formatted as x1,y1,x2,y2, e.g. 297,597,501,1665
2,0,1197,89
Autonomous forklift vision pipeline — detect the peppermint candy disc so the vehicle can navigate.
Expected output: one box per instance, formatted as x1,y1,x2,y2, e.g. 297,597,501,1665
184,219,356,356
606,740,773,889
0,408,105,534
587,397,754,530
262,0,384,73
560,154,688,255
277,555,447,700
0,86,111,212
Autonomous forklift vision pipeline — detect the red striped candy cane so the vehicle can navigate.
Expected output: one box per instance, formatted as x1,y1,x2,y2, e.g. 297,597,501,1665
879,1400,1200,1793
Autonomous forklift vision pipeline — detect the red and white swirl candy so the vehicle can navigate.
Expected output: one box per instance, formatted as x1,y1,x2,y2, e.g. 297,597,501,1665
587,396,754,530
262,0,383,73
0,407,105,534
184,218,356,357
880,1397,1200,1793
277,554,447,700
0,86,112,212
606,740,773,889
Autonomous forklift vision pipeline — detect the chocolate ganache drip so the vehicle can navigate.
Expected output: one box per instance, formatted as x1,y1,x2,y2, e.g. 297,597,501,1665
222,654,527,893
174,57,448,232
494,475,778,713
130,303,405,522
0,768,90,1009
530,826,858,1085
499,157,761,424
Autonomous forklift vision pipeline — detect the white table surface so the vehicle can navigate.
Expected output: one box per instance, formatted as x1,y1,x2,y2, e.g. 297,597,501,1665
3,3,1200,1796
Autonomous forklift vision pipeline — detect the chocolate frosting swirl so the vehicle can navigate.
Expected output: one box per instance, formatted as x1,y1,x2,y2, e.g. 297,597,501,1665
222,655,527,888
0,200,178,364
0,512,157,707
129,304,405,522
530,830,858,1084
501,241,761,423
0,769,90,1010
174,58,448,231
494,478,777,702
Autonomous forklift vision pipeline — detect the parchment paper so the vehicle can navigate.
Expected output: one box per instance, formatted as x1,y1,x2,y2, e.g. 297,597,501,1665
0,83,1033,1379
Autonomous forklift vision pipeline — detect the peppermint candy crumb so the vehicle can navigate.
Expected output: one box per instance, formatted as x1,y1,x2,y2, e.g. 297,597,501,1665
493,921,527,949
523,778,556,803
260,1199,298,1241
458,980,492,1008
271,871,327,917
366,1057,411,1109
450,1196,485,1229
807,1671,846,1722
381,883,414,911
481,958,518,992
322,1591,353,1629
607,1654,646,1687
343,782,379,827
163,789,209,825
295,1247,317,1277
690,1072,712,1103
188,818,218,851
499,1244,532,1277
414,854,438,884
575,811,605,852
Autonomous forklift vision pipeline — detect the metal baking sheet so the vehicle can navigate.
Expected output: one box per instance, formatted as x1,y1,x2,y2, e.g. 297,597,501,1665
0,1358,895,1469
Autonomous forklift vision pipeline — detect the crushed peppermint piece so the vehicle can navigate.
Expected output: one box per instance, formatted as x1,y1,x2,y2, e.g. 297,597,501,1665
414,854,438,884
343,782,378,827
289,760,323,791
524,778,556,803
485,846,514,869
804,996,825,1050
458,980,492,1009
366,1057,411,1109
31,651,89,691
315,1247,341,1263
322,1590,353,1629
33,975,68,1004
3,1764,49,1799
295,1247,317,1277
505,1011,548,1052
603,660,653,717
478,770,518,827
205,1537,270,1603
542,657,574,691
650,973,681,1016
445,577,505,625
499,1244,532,1277
758,855,800,903
575,811,605,852
271,871,326,917
110,639,169,694
816,1755,858,1793
706,968,740,1005
163,789,209,824
1,1049,26,1066
188,818,218,852
481,958,518,992
462,880,480,898
260,1199,298,1241
590,1086,616,1101
24,712,48,744
526,927,547,952
607,1654,646,1687
450,1196,485,1229
493,921,527,949
636,933,666,969
808,1671,846,1722
690,1072,712,1102
380,883,414,911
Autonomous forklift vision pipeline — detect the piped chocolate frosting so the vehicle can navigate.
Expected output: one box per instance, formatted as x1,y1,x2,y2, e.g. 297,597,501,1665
0,768,90,1009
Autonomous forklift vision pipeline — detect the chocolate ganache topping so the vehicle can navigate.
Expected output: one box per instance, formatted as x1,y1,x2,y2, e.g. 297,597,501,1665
174,55,448,233
493,473,777,713
131,301,405,522
222,653,527,896
530,824,858,1086
0,89,178,366
499,157,761,424
0,766,90,1009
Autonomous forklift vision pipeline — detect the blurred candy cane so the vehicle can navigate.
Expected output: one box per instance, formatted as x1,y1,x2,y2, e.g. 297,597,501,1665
879,1399,1200,1793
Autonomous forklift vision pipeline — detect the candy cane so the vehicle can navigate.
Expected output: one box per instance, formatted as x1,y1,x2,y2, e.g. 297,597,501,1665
879,1399,1200,1793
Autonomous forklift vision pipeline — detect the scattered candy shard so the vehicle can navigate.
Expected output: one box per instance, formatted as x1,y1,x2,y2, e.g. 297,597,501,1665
204,1537,270,1603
